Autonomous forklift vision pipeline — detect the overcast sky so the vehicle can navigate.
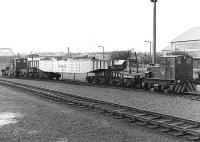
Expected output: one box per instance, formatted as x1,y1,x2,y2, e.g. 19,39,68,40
0,0,199,54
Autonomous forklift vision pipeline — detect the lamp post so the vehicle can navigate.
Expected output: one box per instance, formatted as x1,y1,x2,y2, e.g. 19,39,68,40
145,41,152,64
151,0,157,64
98,46,104,59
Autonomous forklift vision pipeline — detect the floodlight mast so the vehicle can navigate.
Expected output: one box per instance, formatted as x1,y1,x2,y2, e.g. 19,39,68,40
151,0,157,64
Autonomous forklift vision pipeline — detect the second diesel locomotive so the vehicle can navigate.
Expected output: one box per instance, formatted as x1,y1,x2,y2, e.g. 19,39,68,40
86,54,196,94
1,58,61,80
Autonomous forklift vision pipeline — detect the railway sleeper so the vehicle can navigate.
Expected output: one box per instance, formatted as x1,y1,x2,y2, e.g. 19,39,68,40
103,108,116,115
158,127,173,133
172,123,198,132
186,127,200,137
146,123,160,129
71,101,84,106
165,129,189,137
135,120,149,126
62,96,83,105
113,114,124,119
185,135,200,141
116,112,138,120
126,118,138,123
111,110,133,118
170,131,187,137
149,117,173,126
160,122,193,133
135,115,161,123
84,104,100,109
90,104,105,110
79,101,95,108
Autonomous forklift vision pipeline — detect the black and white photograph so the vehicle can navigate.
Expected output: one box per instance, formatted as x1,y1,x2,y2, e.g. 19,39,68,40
1,0,200,142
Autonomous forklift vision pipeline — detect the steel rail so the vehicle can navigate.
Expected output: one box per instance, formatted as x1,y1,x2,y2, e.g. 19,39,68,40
0,78,200,141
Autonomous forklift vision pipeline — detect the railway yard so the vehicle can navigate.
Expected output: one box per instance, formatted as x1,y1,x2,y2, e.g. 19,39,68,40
0,78,200,141
2,0,200,141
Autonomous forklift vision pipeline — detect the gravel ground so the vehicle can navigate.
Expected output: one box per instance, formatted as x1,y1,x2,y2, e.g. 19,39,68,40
8,78,200,122
0,84,188,142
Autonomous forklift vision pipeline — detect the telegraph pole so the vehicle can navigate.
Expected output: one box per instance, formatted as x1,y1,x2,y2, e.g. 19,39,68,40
151,0,157,64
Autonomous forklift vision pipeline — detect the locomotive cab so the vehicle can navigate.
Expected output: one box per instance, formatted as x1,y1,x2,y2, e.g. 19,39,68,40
146,55,193,82
143,54,194,93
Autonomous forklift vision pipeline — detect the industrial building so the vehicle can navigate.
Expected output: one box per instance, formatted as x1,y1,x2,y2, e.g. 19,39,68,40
0,48,15,74
162,27,200,71
162,26,200,58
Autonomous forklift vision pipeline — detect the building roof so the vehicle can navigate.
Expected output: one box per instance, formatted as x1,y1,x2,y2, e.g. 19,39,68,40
0,48,15,56
171,26,200,43
187,50,200,58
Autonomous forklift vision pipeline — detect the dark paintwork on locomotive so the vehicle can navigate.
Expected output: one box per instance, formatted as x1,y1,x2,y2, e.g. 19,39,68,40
147,55,193,81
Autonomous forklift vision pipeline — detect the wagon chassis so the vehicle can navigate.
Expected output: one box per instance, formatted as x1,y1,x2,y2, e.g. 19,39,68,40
1,78,200,141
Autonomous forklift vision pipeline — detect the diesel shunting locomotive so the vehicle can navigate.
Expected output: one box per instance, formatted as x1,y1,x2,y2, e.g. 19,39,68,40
1,58,61,80
86,54,196,94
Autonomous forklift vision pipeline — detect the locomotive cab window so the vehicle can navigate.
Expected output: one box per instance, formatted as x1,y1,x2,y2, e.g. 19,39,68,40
186,58,192,64
160,58,166,64
166,58,171,65
177,57,181,64
160,57,170,65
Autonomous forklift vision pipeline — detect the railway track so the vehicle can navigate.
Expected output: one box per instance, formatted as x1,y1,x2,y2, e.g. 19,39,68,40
6,77,200,102
52,79,200,102
0,79,200,141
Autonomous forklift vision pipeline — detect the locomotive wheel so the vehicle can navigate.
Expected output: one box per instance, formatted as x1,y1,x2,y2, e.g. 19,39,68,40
123,79,132,87
142,82,148,90
99,78,106,84
164,89,169,93
109,78,115,86
115,78,123,86
150,88,155,92
92,77,98,84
